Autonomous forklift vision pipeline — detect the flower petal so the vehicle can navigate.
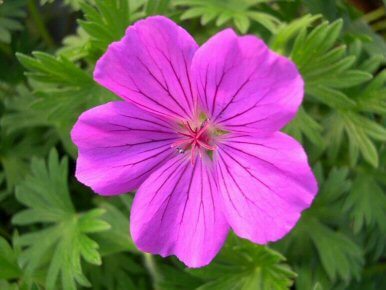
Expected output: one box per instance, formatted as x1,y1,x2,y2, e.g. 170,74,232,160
71,101,178,195
215,132,317,243
130,155,229,267
94,16,198,120
191,29,303,133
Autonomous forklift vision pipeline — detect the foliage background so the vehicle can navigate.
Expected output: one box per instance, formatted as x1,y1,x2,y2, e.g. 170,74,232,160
0,0,385,289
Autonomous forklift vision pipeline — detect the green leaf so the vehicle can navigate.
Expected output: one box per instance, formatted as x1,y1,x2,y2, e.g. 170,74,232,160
294,265,330,290
146,0,171,15
0,127,54,191
343,174,386,234
279,217,364,284
0,280,20,290
79,0,144,52
16,52,92,86
287,19,373,110
13,150,74,224
86,253,148,290
0,0,26,44
57,27,90,61
157,264,201,290
356,70,386,114
275,167,365,283
284,107,324,148
0,237,21,280
93,202,138,255
233,14,250,34
302,166,351,225
306,85,356,109
175,0,281,33
40,0,83,10
189,237,296,290
270,14,322,53
308,219,364,282
1,85,52,133
13,149,110,290
324,105,386,167
358,54,384,74
247,11,281,34
15,52,114,156
347,15,386,58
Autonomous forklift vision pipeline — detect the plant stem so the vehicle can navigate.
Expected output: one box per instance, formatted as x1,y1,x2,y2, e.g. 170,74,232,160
27,0,55,48
144,253,162,290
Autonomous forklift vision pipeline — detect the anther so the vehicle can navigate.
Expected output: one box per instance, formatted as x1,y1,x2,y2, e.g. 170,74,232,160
173,119,216,163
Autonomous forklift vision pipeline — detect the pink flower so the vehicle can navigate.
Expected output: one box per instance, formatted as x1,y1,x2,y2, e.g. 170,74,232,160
71,16,317,267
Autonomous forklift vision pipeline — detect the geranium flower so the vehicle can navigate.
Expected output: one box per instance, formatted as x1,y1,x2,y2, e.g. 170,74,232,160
71,16,317,267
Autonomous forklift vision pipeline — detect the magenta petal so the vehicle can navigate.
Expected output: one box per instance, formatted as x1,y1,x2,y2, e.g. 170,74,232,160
130,155,229,267
94,16,198,120
215,132,317,244
191,29,303,133
71,101,178,195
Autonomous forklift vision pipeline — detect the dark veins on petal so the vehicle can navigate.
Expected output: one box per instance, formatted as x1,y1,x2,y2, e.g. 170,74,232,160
113,147,172,168
217,151,276,221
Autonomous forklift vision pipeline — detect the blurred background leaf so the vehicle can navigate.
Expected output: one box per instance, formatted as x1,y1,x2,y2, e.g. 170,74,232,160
0,0,385,289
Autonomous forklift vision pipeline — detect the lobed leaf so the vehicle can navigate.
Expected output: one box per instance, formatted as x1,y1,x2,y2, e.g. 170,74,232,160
174,0,281,34
0,237,21,280
0,0,26,44
13,149,110,290
79,0,144,52
343,174,386,234
189,237,296,290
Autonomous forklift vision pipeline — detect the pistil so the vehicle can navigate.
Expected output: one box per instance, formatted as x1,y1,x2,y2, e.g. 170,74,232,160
172,120,216,163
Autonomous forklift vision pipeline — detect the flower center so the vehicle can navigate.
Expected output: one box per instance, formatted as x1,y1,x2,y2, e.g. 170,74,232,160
172,120,216,163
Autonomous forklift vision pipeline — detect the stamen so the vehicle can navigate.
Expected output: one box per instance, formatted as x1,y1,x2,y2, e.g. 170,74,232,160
171,139,190,148
186,122,196,135
174,119,216,163
196,122,210,139
197,139,216,151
